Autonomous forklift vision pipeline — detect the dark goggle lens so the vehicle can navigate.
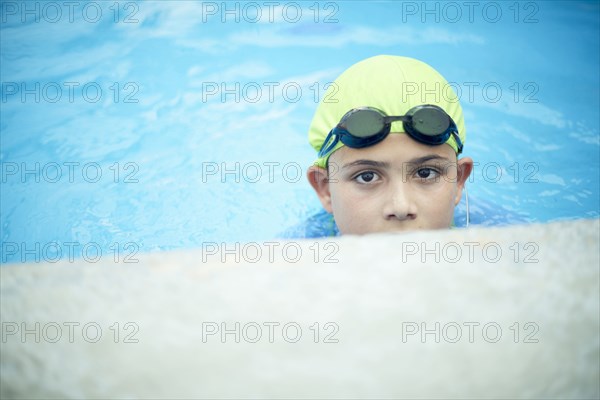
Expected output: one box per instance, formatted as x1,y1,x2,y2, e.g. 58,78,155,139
410,107,450,136
342,109,385,138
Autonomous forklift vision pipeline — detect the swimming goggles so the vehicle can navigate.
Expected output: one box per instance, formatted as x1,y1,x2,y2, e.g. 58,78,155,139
318,104,463,158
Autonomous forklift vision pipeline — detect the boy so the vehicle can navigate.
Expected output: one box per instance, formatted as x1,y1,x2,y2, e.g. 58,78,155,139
307,55,473,235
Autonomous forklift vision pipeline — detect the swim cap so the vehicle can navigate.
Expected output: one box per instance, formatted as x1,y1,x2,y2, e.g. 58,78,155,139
308,55,466,168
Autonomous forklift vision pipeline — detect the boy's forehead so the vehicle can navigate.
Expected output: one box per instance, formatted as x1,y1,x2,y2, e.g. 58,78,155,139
330,134,456,167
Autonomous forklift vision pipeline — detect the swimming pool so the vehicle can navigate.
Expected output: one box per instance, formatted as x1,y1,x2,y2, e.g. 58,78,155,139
1,1,598,264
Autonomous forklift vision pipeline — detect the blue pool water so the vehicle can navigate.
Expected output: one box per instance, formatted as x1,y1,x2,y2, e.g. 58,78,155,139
1,1,599,263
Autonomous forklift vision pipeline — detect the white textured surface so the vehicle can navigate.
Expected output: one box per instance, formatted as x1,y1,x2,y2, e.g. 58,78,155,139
1,219,599,399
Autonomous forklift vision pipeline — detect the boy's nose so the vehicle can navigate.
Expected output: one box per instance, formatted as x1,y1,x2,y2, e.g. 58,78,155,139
382,182,417,221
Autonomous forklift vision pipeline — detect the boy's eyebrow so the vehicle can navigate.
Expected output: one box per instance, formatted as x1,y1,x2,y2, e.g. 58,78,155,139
406,155,453,165
341,155,452,169
341,160,390,169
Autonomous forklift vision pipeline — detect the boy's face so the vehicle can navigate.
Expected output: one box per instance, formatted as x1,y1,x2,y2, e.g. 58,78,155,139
308,134,473,235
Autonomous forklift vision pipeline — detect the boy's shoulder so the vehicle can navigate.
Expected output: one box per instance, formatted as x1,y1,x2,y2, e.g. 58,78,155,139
280,210,339,239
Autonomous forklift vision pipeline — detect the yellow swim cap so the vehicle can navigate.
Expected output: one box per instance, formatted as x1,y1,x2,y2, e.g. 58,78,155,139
308,55,466,168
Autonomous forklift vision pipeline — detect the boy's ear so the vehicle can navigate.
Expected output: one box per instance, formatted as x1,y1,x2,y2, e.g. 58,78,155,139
454,157,474,205
307,166,333,213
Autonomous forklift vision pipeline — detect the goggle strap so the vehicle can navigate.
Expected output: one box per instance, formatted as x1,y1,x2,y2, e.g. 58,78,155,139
452,131,464,154
318,129,339,158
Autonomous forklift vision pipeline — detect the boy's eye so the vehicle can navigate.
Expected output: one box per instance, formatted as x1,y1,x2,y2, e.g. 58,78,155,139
354,171,380,184
415,167,440,180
